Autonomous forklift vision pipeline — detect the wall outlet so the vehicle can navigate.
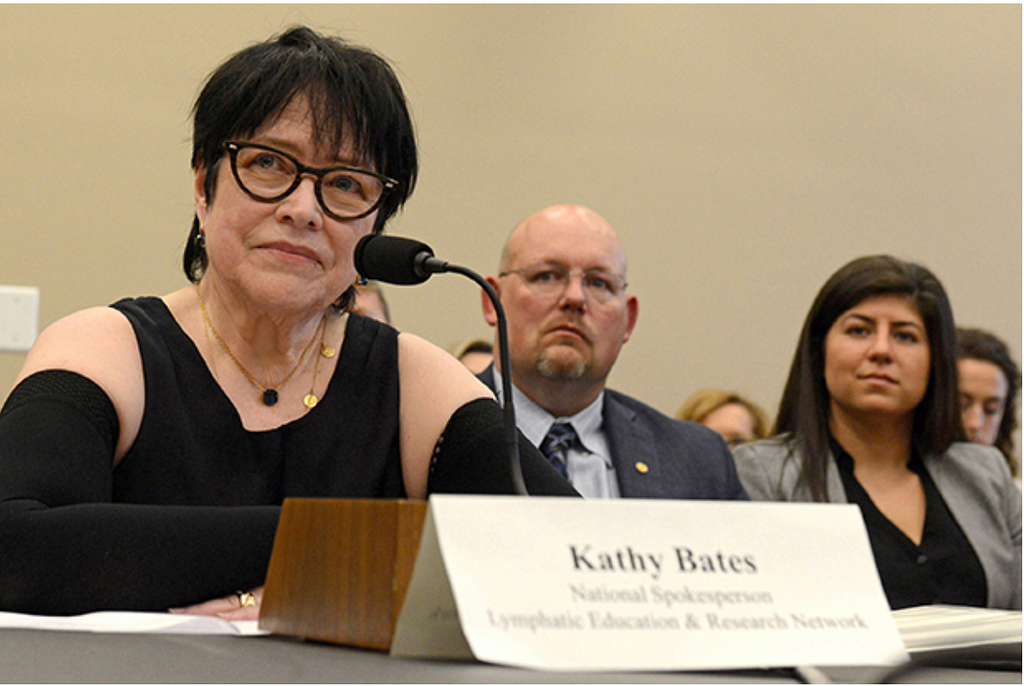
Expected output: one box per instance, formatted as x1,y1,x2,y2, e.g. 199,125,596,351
0,285,40,353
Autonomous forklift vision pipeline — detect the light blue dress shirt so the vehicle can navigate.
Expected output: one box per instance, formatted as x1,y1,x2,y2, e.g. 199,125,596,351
491,368,620,498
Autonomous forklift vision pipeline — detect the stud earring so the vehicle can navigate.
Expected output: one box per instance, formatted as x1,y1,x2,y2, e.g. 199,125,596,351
355,276,368,286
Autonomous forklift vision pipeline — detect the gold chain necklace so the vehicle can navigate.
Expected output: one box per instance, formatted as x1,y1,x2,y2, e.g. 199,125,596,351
303,312,346,410
196,286,323,407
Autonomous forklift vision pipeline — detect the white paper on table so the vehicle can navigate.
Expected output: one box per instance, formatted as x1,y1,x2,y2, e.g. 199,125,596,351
0,610,266,636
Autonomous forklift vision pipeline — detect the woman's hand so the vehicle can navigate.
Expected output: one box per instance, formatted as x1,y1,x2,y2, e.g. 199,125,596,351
169,586,264,621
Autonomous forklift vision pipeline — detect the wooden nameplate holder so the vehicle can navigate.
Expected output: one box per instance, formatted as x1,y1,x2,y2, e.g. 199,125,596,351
258,498,427,651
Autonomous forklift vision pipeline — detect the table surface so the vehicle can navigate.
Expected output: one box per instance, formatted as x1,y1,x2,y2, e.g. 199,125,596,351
2,628,1020,684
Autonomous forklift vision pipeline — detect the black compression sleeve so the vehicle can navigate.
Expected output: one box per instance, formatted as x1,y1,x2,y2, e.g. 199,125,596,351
0,370,279,615
427,397,580,497
0,369,118,506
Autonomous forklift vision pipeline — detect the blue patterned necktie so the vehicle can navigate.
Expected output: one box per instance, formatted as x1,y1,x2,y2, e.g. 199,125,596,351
539,422,577,478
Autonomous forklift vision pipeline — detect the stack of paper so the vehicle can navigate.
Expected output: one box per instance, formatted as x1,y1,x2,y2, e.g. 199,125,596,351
893,605,1021,664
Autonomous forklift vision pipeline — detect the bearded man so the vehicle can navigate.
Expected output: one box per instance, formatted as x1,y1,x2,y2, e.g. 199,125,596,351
478,204,747,500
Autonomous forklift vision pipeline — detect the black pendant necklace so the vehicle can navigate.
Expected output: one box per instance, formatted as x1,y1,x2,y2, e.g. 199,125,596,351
196,286,323,407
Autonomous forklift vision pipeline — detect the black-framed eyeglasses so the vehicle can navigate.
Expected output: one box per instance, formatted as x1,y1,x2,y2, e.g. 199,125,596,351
224,142,398,221
498,263,628,304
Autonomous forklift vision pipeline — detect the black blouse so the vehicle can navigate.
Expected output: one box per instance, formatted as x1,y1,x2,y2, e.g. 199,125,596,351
831,438,987,610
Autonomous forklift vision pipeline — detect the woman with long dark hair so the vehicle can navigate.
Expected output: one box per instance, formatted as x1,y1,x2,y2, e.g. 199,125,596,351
734,255,1020,610
956,327,1021,485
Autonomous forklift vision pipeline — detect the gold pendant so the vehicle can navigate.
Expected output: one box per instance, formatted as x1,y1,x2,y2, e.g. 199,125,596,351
320,343,335,358
303,393,318,409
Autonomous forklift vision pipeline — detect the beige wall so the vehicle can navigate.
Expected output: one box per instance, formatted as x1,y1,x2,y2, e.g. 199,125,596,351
1,5,1020,457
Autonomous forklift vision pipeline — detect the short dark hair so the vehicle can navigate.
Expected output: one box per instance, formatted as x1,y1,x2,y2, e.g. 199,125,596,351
456,339,493,357
957,327,1021,464
774,255,964,501
182,26,418,310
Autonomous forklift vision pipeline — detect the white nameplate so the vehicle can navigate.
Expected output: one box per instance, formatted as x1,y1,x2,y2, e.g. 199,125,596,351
391,496,907,671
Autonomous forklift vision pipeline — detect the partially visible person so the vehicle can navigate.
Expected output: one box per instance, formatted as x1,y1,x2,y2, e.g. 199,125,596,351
478,204,748,501
351,280,391,324
734,255,1021,610
0,26,576,620
676,389,770,449
956,327,1021,486
451,338,493,375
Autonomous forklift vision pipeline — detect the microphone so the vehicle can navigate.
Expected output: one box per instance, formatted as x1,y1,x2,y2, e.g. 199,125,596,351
353,234,449,285
353,233,528,496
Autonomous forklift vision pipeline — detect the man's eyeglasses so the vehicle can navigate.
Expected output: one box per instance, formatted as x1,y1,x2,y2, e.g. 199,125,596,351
224,142,397,221
499,264,628,304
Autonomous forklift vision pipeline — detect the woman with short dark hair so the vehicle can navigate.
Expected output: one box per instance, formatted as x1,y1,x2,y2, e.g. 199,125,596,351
0,26,575,619
734,255,1021,610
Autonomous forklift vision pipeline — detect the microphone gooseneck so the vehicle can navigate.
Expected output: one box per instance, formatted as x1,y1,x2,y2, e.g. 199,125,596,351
353,233,528,496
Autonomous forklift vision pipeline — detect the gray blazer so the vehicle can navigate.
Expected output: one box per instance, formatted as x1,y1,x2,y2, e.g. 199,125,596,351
733,439,1022,610
478,365,748,500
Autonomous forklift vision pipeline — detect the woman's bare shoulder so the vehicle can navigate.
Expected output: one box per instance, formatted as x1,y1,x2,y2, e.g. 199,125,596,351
17,306,140,384
397,331,491,399
17,305,146,454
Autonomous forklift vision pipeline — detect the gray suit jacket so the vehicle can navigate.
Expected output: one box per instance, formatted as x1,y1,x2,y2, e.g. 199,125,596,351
733,439,1022,610
478,366,748,500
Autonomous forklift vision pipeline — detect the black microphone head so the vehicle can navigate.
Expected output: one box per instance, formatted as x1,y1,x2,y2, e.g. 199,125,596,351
354,234,436,285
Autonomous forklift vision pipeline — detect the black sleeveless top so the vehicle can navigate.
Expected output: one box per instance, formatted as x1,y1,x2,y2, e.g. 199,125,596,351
111,297,405,504
0,298,578,615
